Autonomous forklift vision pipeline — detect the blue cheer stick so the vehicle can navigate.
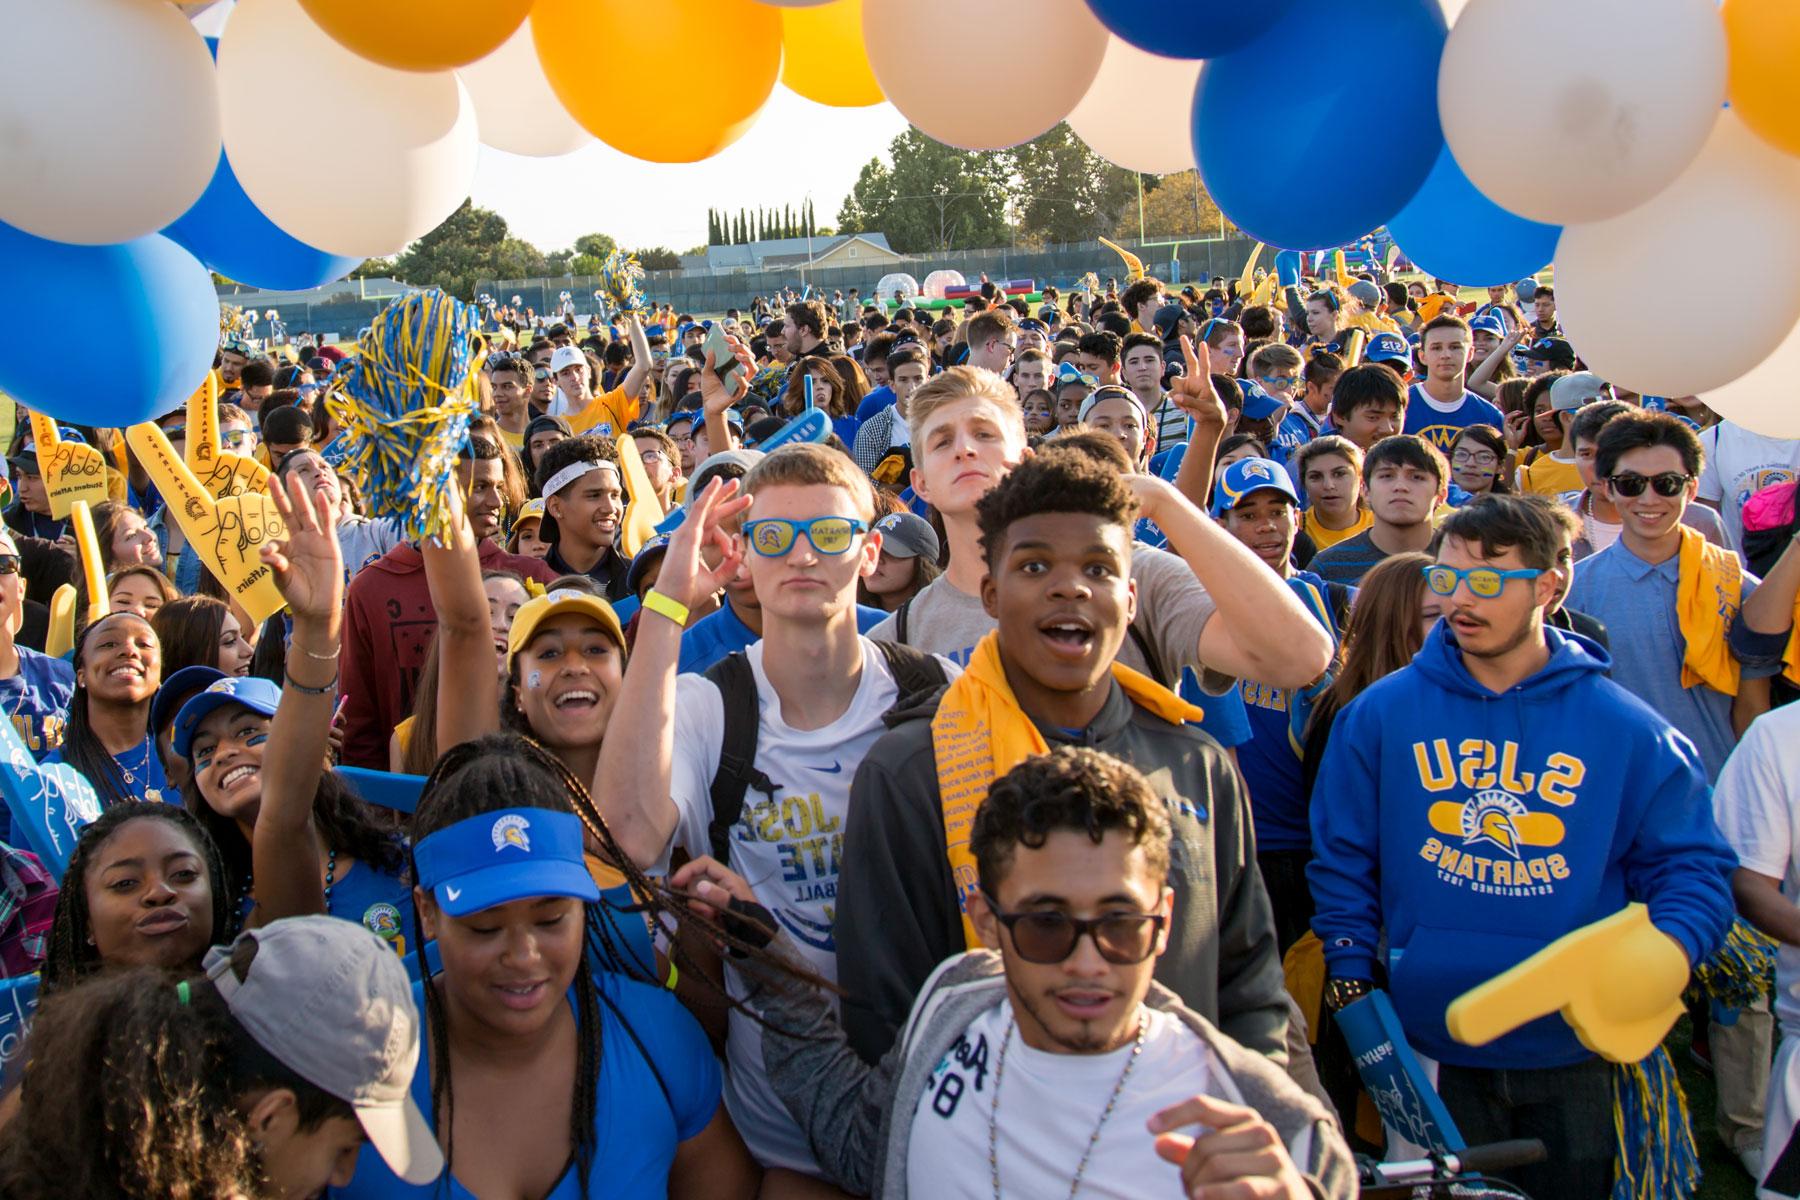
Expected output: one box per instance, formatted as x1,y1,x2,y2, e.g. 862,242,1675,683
0,718,101,877
758,407,830,451
804,372,815,412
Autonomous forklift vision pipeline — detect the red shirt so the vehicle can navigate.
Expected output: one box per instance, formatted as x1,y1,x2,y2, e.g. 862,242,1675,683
338,541,557,769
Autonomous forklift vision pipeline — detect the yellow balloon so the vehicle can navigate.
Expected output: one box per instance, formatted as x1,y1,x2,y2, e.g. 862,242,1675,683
533,0,781,163
1725,0,1800,158
296,0,533,72
781,0,883,108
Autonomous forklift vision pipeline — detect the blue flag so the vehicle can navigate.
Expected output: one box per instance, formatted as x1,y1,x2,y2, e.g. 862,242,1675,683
1335,989,1465,1155
0,717,100,876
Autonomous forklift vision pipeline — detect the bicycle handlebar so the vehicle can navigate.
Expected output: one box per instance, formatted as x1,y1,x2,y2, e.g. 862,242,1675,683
1374,1139,1548,1184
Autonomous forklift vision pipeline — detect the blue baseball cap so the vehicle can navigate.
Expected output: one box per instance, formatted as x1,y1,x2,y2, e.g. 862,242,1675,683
151,665,226,737
1365,332,1412,366
1211,457,1300,517
1469,312,1507,339
173,676,282,759
1237,379,1282,421
413,808,599,918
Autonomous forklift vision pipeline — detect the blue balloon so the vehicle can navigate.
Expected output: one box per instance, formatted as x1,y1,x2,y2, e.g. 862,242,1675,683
0,222,218,427
1084,0,1296,58
1193,0,1445,251
1388,145,1561,287
1274,250,1303,288
163,151,359,292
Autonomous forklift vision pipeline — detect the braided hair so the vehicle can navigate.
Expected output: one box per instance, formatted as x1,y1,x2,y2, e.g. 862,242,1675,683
57,613,160,810
41,803,231,993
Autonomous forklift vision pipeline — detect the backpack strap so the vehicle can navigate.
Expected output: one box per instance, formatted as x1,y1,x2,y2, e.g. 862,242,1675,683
701,652,782,867
894,594,915,645
1125,621,1172,689
873,638,948,703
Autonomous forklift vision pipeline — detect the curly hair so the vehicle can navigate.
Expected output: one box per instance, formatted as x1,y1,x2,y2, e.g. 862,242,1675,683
41,803,231,993
975,445,1138,571
970,747,1172,897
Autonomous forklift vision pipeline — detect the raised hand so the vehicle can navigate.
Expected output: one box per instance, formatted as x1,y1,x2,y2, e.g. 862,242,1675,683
262,470,343,623
700,332,755,415
1168,335,1225,428
653,477,752,611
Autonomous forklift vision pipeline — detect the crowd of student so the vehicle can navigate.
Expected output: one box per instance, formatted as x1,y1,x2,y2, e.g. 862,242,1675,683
0,262,1794,1200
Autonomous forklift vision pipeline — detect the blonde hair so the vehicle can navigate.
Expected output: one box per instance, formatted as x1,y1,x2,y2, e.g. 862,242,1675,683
744,443,876,521
903,365,1025,444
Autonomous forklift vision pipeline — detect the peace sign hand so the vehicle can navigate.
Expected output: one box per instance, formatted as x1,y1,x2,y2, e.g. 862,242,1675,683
262,469,343,624
1168,336,1226,429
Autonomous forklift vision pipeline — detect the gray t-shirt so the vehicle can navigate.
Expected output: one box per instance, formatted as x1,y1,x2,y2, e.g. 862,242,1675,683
868,544,1227,690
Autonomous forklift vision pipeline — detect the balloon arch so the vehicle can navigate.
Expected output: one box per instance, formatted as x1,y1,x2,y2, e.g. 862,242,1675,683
0,0,1797,436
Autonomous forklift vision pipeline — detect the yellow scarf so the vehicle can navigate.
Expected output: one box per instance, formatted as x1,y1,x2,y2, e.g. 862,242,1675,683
1676,524,1744,695
930,631,1204,948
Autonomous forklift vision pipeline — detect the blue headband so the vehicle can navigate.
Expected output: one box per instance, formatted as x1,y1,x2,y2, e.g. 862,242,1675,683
413,808,599,917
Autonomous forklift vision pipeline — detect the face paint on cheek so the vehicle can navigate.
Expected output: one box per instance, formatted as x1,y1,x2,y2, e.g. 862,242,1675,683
526,670,543,691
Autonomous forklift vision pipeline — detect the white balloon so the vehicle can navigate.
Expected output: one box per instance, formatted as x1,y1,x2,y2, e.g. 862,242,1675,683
459,22,589,157
1556,113,1800,399
1066,38,1201,175
218,0,479,258
1439,0,1724,224
0,0,219,244
864,0,1106,151
1705,318,1800,440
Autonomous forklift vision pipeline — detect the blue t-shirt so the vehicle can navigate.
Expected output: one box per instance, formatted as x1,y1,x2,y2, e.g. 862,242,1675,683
237,854,411,945
0,650,74,845
1403,385,1504,453
856,385,897,421
677,600,888,675
1235,572,1341,852
336,970,720,1199
43,736,171,805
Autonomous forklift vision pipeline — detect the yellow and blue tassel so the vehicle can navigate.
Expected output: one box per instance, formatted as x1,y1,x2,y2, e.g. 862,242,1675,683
598,249,649,321
1612,1047,1700,1200
325,288,480,546
1695,917,1777,1024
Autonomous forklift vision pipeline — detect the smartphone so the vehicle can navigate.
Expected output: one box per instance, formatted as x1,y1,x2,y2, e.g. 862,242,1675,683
703,323,745,395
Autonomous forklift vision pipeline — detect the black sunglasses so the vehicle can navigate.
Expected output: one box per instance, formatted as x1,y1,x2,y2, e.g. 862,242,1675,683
1607,471,1691,498
984,894,1165,965
0,555,19,577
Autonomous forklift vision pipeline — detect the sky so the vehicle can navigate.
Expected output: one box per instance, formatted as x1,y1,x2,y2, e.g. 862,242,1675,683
470,87,911,253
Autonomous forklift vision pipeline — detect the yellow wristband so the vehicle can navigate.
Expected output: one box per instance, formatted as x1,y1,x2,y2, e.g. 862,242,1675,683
642,589,690,627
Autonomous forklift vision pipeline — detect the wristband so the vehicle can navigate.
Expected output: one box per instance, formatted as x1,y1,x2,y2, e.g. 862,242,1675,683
284,670,339,696
642,589,690,627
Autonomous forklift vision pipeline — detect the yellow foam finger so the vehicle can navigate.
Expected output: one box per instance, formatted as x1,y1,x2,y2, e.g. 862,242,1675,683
200,451,272,500
1448,904,1689,1063
1237,242,1264,299
126,423,288,625
186,373,221,474
46,584,76,659
32,413,108,520
69,501,109,626
614,434,663,560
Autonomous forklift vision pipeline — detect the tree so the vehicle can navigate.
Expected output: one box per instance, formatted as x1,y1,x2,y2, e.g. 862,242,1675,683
573,232,616,260
350,257,396,279
1008,123,1141,246
634,247,680,270
838,127,1012,253
1120,170,1232,240
393,200,549,298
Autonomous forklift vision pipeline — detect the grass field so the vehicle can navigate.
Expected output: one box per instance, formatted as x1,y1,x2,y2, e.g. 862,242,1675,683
1670,1015,1757,1200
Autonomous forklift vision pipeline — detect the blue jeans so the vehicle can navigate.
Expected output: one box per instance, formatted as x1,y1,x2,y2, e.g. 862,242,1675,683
1436,1057,1613,1200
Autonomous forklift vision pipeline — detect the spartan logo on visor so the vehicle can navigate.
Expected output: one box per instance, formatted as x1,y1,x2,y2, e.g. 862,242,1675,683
491,814,532,853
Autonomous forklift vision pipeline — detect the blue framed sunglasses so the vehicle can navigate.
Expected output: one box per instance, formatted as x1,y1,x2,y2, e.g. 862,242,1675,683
743,516,869,557
1422,564,1542,598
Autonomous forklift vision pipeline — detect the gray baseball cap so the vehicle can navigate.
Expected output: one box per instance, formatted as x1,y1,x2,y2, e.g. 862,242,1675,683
1549,371,1609,413
204,916,442,1186
1346,279,1384,308
873,511,940,560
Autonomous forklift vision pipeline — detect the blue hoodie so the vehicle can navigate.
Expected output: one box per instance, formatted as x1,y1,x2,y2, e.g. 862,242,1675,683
1308,624,1734,1069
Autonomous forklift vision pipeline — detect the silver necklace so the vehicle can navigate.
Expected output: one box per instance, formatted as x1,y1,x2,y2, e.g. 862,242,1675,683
987,1011,1147,1199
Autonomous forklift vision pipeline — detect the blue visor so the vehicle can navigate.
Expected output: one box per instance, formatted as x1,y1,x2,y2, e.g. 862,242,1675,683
413,808,599,918
172,676,281,759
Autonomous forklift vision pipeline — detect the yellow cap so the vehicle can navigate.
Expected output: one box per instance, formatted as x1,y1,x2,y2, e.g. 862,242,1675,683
516,498,546,524
507,588,624,665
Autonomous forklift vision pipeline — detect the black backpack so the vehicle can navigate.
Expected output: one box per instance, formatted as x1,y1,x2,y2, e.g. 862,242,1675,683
700,641,949,865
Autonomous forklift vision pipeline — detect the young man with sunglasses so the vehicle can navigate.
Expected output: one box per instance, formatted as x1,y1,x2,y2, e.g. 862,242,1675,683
1311,494,1735,1200
598,378,958,1172
673,748,1353,1200
834,448,1290,1071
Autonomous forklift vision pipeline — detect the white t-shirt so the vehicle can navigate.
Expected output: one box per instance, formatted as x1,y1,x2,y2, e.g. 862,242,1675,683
1711,703,1800,1037
1697,422,1800,548
906,1001,1221,1199
662,638,957,1171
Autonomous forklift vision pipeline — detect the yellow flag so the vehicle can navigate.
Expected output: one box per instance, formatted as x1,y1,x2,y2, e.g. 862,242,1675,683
126,423,288,625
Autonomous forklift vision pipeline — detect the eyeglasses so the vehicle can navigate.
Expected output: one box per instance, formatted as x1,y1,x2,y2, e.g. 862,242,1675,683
742,516,869,557
532,367,553,381
221,430,252,450
638,448,666,465
1450,450,1499,468
1607,471,1691,498
983,895,1166,965
1423,564,1543,598
0,555,18,577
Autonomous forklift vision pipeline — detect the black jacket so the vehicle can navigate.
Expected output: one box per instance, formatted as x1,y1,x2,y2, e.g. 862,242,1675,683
833,679,1289,1066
